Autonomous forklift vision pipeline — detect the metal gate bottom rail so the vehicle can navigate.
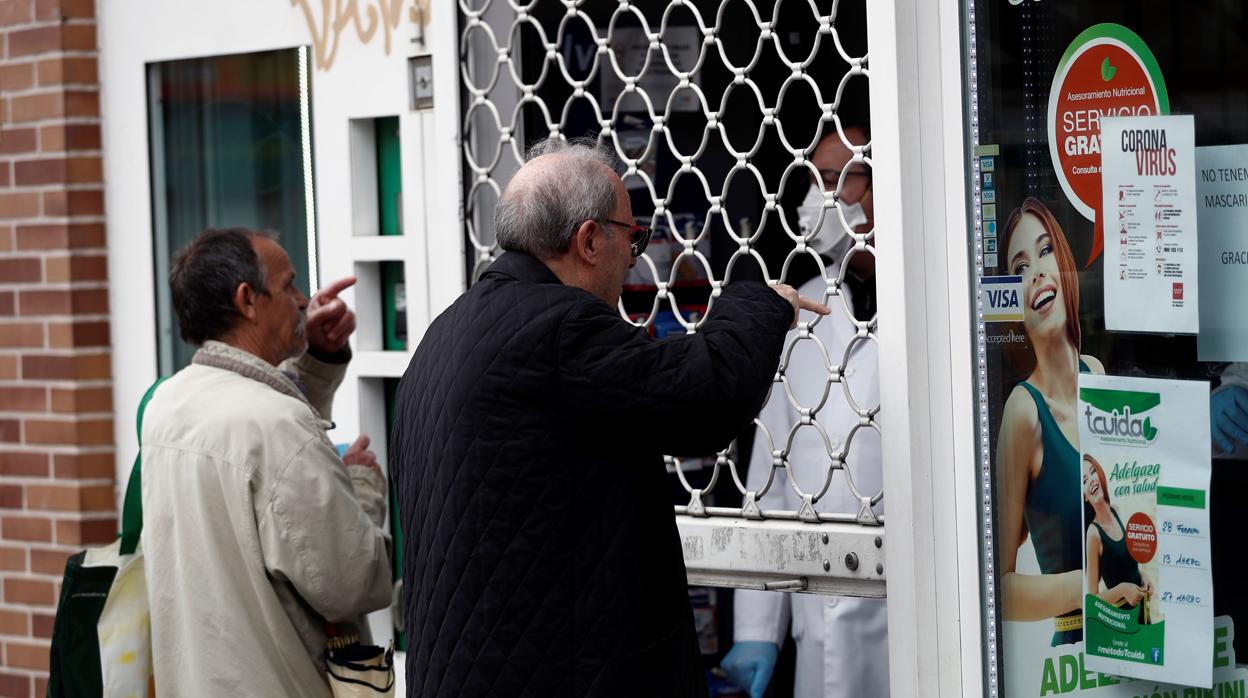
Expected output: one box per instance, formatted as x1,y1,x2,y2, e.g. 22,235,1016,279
676,515,885,598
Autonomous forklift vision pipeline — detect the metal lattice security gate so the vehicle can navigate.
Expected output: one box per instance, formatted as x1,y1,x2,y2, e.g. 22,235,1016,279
456,0,884,594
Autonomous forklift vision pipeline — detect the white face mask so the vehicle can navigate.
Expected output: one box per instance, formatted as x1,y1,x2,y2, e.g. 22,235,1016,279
797,184,868,260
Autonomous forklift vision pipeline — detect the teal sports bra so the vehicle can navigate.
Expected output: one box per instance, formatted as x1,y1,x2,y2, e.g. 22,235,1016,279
1017,359,1090,646
1019,359,1090,577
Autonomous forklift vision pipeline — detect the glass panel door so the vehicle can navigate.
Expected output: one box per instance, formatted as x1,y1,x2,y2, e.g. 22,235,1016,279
147,47,316,373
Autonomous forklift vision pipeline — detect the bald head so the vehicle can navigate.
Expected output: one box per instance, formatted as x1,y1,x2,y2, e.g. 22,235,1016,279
495,136,622,259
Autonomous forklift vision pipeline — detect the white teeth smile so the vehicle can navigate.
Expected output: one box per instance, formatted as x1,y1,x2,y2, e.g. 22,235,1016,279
1032,289,1055,310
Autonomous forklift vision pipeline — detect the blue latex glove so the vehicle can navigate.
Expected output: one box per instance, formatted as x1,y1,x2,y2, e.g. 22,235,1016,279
1211,386,1248,454
720,641,779,698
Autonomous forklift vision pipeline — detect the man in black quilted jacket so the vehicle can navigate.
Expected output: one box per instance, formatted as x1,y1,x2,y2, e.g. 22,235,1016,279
392,136,828,697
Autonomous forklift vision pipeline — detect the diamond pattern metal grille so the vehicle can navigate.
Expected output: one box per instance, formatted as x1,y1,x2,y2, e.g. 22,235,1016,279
457,0,882,525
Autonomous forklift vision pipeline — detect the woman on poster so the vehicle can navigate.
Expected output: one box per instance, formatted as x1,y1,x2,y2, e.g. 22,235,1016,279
1082,454,1154,623
997,197,1105,646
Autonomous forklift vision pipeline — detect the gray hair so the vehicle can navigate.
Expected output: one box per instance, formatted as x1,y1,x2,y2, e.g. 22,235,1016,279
495,136,622,258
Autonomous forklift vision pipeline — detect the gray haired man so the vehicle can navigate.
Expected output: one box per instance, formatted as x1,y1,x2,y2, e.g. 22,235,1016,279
393,137,829,697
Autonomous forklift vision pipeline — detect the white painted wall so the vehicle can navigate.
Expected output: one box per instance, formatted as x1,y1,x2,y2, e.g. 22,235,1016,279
98,0,463,490
98,2,464,690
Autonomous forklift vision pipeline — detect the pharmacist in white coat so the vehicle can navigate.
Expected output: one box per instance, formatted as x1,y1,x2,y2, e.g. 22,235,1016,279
721,126,889,698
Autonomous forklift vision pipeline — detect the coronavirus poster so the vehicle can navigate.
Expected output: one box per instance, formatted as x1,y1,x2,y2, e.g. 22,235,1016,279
1100,116,1199,333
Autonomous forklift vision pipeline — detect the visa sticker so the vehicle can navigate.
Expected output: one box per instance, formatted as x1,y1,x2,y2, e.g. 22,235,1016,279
981,275,1024,322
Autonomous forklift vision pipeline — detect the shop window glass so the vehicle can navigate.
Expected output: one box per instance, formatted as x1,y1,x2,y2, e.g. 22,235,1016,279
147,47,317,373
967,1,1248,694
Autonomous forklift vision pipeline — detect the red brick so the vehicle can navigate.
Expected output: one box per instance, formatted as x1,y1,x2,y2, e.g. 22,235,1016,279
61,23,95,51
0,452,46,478
0,357,15,380
6,26,59,57
0,128,36,156
64,189,103,216
27,483,111,511
68,223,104,248
20,353,110,380
29,549,69,576
39,189,103,218
0,164,9,189
37,0,95,19
0,386,45,411
38,123,98,152
54,517,114,545
0,486,21,510
0,323,42,348
0,192,39,218
0,292,13,316
0,608,28,636
36,56,96,85
0,547,25,571
11,159,64,187
0,421,17,443
0,671,32,698
46,320,108,348
45,253,106,283
15,223,103,251
13,157,99,184
0,225,12,251
36,125,61,152
50,385,109,413
64,156,100,182
9,92,61,123
52,451,111,479
0,64,34,92
0,0,36,24
14,290,67,315
24,418,111,446
6,640,50,671
34,677,45,697
63,90,97,118
1,517,51,543
18,288,108,316
0,257,41,283
30,612,52,639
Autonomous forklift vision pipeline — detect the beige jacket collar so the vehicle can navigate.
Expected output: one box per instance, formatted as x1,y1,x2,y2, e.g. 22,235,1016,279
192,341,309,408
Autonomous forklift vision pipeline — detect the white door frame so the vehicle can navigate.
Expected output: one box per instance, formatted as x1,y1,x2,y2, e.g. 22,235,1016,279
867,0,987,694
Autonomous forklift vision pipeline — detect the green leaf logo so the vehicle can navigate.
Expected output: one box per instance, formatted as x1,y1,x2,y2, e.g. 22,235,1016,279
1101,57,1117,82
1143,416,1158,441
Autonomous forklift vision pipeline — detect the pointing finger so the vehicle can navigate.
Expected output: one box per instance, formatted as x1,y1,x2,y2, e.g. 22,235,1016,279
314,276,357,303
797,296,832,315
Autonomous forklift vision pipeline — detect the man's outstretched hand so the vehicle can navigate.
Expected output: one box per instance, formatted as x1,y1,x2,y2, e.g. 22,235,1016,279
307,276,358,355
771,283,832,329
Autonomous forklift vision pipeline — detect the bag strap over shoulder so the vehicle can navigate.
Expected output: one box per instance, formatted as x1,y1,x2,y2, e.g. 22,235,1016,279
119,377,167,556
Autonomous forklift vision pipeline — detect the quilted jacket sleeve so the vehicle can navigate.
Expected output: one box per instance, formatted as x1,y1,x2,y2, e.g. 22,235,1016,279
257,435,393,622
557,281,793,456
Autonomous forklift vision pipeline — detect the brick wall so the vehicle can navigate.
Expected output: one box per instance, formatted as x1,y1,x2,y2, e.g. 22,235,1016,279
0,0,111,695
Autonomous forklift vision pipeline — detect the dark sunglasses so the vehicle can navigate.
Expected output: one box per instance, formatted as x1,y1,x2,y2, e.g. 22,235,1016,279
598,219,653,257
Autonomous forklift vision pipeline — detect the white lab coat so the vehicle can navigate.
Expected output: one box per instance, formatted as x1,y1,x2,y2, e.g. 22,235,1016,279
734,274,889,698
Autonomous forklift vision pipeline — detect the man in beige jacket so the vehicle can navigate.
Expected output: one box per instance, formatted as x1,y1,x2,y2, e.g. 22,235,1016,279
141,228,393,696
